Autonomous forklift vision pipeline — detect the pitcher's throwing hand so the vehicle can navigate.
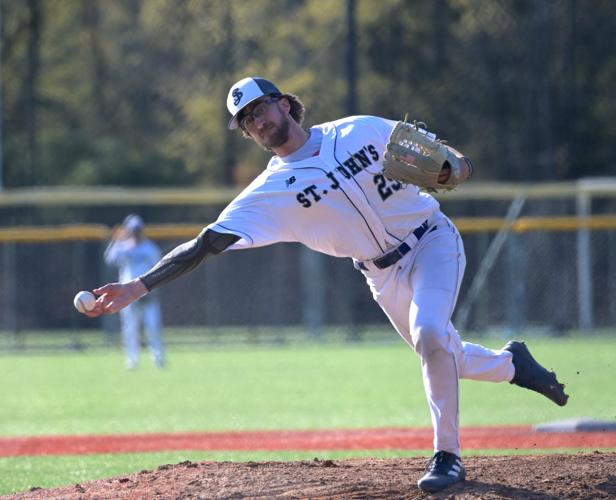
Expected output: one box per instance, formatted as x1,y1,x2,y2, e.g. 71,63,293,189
85,279,148,317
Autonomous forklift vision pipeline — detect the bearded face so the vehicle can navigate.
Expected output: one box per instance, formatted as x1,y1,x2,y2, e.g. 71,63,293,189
260,112,290,150
243,100,291,151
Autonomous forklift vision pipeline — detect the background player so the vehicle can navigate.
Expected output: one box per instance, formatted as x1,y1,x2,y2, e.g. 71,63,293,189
84,77,568,492
104,214,165,370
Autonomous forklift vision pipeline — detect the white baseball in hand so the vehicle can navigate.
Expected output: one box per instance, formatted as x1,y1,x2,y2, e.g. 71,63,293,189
74,291,96,313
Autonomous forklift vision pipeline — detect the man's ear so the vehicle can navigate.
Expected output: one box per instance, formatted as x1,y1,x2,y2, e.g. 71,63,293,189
279,97,291,113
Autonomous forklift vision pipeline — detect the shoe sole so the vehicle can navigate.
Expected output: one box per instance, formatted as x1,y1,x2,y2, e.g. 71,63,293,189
505,341,569,406
418,472,466,493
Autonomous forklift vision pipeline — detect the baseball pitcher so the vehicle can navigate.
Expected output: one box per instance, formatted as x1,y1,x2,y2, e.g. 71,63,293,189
83,77,568,493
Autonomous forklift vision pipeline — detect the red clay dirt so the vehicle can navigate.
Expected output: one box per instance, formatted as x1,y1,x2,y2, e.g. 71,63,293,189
2,425,616,456
3,427,616,499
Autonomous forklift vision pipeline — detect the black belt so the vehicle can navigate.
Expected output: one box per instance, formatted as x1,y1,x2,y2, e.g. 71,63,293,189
358,220,437,271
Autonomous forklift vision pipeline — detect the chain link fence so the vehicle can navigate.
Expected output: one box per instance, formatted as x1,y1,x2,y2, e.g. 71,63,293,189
1,183,615,350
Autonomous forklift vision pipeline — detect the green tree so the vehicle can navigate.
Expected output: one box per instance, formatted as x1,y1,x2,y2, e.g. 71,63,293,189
1,0,615,188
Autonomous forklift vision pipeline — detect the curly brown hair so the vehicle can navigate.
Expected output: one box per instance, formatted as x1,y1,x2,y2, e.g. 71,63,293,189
283,93,306,126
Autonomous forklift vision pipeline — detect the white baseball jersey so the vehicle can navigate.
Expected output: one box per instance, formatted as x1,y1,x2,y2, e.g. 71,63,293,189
208,116,439,261
209,114,515,458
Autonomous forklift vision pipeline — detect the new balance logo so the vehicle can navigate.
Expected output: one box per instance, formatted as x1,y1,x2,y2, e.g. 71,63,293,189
232,88,243,106
285,176,296,187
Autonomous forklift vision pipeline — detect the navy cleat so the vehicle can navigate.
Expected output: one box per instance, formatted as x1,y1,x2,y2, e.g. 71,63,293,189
504,340,569,406
417,451,466,493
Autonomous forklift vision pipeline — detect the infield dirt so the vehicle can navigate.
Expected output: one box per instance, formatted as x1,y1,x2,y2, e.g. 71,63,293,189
8,452,616,499
3,426,616,456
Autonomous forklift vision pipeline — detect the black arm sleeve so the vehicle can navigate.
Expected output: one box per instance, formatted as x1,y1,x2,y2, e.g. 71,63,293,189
139,229,240,291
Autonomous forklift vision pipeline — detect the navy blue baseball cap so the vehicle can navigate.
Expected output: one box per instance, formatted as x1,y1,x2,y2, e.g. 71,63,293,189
227,77,282,129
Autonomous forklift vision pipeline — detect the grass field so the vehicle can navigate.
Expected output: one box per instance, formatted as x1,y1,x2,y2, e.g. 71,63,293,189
1,335,615,494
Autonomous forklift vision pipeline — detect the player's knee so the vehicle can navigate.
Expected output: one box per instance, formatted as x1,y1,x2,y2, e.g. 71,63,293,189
412,320,448,357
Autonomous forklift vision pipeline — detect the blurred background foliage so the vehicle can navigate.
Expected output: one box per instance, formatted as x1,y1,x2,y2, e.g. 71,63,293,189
1,0,615,188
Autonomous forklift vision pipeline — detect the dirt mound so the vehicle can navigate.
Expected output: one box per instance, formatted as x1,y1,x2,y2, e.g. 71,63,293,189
9,452,616,499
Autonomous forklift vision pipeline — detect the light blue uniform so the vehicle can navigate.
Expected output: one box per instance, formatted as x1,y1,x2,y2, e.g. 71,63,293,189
105,237,165,368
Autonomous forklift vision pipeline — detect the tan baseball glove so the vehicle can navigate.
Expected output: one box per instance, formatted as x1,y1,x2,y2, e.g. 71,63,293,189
383,120,474,192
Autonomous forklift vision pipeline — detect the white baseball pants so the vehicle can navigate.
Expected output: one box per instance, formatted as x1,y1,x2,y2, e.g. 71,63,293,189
119,296,165,369
358,212,515,457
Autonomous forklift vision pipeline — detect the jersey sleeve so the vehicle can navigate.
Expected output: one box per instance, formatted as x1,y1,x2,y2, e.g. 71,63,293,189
206,177,281,251
364,116,398,151
334,115,397,154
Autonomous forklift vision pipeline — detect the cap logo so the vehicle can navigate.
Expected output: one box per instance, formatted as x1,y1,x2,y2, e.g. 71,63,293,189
232,88,243,106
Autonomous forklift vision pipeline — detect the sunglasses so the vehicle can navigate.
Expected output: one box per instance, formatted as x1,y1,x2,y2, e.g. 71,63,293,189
239,97,280,129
